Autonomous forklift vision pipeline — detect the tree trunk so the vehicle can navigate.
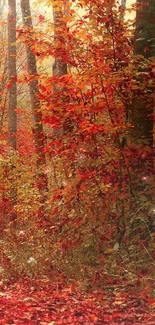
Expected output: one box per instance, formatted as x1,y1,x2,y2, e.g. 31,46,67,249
120,0,127,20
132,0,155,148
52,3,68,79
52,1,69,137
20,0,48,219
0,0,6,15
8,0,17,151
8,0,17,224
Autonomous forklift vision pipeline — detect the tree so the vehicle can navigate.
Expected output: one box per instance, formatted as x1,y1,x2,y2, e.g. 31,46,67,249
0,0,8,131
8,0,17,151
132,0,155,149
120,0,127,19
53,4,67,77
52,1,68,78
0,0,6,16
52,0,71,138
20,0,48,219
7,0,17,224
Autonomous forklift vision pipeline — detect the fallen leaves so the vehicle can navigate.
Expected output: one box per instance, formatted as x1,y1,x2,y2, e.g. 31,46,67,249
0,279,154,324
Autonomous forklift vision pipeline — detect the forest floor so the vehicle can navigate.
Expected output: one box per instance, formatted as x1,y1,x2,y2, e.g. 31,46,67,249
0,277,154,325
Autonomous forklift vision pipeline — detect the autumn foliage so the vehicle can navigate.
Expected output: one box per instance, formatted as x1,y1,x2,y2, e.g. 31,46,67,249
0,0,154,294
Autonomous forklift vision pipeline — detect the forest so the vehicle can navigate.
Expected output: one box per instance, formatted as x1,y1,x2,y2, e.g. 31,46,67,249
0,0,154,323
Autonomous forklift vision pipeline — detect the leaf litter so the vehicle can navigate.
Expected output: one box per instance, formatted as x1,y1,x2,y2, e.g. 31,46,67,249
0,278,154,325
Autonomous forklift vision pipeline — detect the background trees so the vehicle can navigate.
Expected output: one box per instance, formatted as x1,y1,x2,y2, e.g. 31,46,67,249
20,0,48,220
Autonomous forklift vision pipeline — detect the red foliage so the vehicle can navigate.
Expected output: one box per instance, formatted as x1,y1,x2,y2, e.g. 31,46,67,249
0,279,154,324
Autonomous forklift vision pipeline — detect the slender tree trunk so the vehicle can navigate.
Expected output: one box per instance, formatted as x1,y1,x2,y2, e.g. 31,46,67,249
121,0,126,6
0,0,6,15
8,0,17,151
52,3,68,79
8,0,17,224
20,0,48,219
119,0,127,20
52,1,69,137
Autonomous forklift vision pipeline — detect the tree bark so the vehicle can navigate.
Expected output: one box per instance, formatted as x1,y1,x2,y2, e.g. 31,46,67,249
8,0,17,151
120,0,127,20
52,1,69,139
132,0,155,148
7,0,17,224
20,0,48,218
0,0,6,15
52,2,68,79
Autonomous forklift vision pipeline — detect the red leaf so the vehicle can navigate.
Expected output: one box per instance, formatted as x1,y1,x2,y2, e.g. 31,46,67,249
38,15,45,23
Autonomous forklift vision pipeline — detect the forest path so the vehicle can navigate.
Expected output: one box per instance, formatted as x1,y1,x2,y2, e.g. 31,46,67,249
0,279,154,324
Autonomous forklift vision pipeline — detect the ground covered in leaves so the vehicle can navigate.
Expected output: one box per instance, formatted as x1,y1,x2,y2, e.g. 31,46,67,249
0,278,154,325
